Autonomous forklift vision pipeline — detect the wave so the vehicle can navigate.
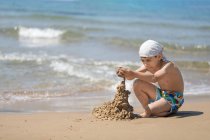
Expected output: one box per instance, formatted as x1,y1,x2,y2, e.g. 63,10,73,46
0,13,74,21
175,61,210,71
0,87,84,104
0,26,210,50
0,52,130,102
0,26,64,38
0,52,209,103
162,42,210,52
0,51,209,73
107,37,210,52
0,52,209,102
0,52,50,64
18,26,64,38
0,26,86,47
0,52,139,82
50,60,97,81
126,20,210,31
0,27,19,37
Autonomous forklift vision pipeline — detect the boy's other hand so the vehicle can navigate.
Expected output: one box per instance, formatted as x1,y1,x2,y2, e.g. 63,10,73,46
116,67,135,80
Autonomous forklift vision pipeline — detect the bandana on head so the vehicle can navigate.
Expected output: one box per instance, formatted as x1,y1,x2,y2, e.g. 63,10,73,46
139,40,168,62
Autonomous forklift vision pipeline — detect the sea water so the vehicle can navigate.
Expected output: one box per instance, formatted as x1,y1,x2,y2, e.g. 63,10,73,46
0,0,210,112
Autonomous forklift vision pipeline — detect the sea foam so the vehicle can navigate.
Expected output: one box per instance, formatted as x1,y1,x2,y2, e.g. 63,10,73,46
18,26,64,38
16,26,65,47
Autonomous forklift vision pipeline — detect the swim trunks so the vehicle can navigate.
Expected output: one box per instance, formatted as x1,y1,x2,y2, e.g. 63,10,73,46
155,87,184,113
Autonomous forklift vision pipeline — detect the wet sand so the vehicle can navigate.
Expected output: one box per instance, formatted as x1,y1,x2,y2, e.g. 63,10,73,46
0,96,210,140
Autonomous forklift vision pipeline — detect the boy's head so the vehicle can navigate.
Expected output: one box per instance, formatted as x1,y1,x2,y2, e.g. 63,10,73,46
139,40,168,69
139,40,163,57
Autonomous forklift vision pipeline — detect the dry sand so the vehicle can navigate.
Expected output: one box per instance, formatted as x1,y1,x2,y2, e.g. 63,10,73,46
0,96,210,140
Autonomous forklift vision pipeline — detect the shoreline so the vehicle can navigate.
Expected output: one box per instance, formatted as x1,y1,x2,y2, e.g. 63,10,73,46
0,94,210,114
0,95,210,140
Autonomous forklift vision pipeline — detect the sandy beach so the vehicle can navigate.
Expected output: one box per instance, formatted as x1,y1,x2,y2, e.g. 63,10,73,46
0,96,210,140
1,1,210,140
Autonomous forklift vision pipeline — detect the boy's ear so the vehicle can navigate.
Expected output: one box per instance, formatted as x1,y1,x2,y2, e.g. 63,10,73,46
158,54,163,60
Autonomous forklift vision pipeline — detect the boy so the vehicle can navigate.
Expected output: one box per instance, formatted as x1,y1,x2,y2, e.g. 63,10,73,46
116,40,184,117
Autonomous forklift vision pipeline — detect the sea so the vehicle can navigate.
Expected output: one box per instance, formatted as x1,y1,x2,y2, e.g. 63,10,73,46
0,0,210,112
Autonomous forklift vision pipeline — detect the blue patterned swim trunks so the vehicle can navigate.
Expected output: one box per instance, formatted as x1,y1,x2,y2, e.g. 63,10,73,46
155,87,184,113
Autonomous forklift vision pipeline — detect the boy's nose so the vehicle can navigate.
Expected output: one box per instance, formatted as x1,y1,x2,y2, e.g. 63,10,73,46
144,63,149,67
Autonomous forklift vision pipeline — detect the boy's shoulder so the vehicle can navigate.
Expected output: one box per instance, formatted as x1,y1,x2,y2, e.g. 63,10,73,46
163,61,173,67
162,61,179,71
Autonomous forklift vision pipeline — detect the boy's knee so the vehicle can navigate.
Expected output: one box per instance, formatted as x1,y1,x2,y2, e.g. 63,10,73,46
133,79,143,91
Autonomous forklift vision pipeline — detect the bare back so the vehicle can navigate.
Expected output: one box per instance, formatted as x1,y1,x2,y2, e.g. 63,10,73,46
154,61,184,93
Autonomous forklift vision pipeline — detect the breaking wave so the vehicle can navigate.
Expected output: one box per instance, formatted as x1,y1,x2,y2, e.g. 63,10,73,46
18,26,64,38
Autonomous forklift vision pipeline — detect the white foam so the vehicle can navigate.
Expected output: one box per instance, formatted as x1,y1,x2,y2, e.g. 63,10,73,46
0,93,31,104
0,51,210,105
49,59,138,82
0,52,69,65
0,52,141,85
18,26,64,38
19,37,61,47
50,61,97,81
17,26,65,47
184,86,210,96
0,52,45,64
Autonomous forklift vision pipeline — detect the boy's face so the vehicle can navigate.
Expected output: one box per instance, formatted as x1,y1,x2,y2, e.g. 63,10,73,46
140,54,162,70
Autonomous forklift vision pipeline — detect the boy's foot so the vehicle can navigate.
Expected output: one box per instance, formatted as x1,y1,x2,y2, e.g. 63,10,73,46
139,105,152,118
140,111,151,118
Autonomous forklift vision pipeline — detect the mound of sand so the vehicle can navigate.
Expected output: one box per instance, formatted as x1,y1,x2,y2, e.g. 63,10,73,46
92,79,137,120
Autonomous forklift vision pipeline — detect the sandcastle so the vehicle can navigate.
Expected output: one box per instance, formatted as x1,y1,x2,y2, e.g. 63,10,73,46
92,78,137,120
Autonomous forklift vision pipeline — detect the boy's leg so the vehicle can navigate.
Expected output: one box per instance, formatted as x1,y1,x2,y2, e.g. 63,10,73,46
133,79,157,117
148,98,171,117
133,79,171,117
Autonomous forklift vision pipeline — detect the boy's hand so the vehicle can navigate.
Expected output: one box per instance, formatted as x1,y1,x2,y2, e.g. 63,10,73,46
116,67,135,80
116,67,124,77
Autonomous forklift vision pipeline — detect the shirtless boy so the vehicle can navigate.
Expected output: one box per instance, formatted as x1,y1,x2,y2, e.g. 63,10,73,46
116,40,184,117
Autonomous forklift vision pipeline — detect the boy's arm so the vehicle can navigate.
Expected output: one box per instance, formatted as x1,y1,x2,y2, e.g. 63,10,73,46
122,62,172,82
133,62,171,82
131,71,157,82
116,65,146,80
117,65,149,81
135,65,147,72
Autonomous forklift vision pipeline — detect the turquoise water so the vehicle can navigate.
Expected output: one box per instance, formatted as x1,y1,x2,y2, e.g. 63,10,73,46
0,0,210,112
1,0,210,44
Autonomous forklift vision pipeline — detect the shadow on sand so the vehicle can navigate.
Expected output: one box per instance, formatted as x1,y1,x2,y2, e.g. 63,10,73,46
170,111,203,118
